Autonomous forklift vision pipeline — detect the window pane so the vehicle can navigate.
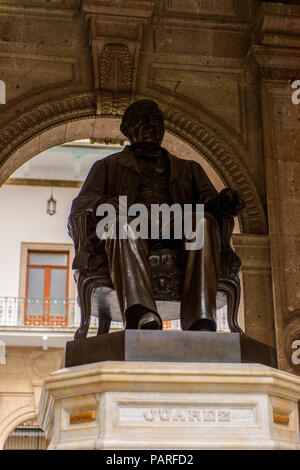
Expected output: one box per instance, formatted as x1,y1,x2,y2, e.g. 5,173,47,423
50,269,67,316
27,268,45,298
27,268,45,315
29,252,68,266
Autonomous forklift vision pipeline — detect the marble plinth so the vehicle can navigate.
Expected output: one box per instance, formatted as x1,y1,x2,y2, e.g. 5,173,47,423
38,362,300,450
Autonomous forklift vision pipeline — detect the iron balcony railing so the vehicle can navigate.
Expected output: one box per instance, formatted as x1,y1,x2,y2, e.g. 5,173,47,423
0,297,229,331
0,296,100,330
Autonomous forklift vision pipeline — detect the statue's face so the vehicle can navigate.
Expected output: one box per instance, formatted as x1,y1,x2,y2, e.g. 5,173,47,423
127,103,164,144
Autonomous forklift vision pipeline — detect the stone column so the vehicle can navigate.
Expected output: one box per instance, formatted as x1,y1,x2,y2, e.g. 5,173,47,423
233,234,276,348
250,2,300,374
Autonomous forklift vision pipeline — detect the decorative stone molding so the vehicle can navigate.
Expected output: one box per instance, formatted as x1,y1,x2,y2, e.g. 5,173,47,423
99,44,133,93
249,2,300,84
247,46,300,85
82,0,154,115
254,2,300,48
247,45,300,85
97,43,134,115
250,3,300,83
0,92,96,170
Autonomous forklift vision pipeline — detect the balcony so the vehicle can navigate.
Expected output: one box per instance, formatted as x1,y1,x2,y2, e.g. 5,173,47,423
0,296,121,349
0,296,229,348
0,296,98,330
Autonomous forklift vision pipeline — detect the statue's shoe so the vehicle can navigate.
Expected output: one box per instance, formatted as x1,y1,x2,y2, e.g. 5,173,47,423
138,312,162,330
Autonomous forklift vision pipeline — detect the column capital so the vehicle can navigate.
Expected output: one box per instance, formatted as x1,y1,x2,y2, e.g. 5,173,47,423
255,2,300,48
245,2,300,82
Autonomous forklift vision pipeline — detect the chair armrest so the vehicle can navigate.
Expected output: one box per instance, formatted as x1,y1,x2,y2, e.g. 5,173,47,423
68,209,103,271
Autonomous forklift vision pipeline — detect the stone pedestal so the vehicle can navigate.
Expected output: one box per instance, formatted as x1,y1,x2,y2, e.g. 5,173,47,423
64,331,277,368
38,362,300,450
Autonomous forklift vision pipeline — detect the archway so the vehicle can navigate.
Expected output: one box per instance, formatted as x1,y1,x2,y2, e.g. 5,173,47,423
3,416,45,450
0,114,246,335
0,406,36,450
0,93,267,235
0,94,274,347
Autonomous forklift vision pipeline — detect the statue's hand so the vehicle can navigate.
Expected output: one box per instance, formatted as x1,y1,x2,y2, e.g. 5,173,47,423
218,188,246,216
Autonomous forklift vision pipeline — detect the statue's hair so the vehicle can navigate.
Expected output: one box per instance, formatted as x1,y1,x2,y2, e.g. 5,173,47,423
120,99,164,138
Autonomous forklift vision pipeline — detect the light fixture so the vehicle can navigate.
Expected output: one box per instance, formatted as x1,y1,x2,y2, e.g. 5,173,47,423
47,189,56,216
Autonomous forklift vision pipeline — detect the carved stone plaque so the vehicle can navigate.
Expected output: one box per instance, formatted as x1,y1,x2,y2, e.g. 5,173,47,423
118,404,256,425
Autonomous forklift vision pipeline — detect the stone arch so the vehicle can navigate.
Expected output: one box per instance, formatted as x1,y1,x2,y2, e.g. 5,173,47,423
0,91,267,234
0,405,36,450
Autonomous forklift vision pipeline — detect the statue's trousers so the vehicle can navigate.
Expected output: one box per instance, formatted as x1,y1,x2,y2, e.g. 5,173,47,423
103,213,221,330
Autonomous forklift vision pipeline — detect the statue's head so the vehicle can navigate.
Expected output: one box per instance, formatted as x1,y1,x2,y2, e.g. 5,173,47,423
121,99,164,145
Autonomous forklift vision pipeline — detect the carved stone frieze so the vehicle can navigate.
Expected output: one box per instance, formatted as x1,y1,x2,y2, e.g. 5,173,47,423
0,93,96,168
83,0,154,115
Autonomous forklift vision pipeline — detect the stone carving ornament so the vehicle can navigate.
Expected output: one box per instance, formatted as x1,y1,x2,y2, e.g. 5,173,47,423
98,43,134,115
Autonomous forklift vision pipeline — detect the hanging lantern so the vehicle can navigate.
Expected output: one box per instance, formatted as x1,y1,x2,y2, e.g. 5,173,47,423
47,190,56,216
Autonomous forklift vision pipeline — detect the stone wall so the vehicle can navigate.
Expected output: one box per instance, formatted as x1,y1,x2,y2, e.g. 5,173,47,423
0,346,63,449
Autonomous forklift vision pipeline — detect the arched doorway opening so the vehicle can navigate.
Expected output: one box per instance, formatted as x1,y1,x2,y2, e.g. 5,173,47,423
3,417,46,450
0,124,241,334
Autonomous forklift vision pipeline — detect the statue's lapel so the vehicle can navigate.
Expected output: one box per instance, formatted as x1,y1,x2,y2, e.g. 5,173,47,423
117,146,182,182
117,147,141,175
166,151,182,183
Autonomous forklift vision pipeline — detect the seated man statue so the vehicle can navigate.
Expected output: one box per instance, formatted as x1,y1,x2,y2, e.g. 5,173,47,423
69,99,245,333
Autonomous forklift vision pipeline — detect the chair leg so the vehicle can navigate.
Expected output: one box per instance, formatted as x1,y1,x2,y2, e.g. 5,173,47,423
97,315,111,335
218,276,244,335
74,279,92,341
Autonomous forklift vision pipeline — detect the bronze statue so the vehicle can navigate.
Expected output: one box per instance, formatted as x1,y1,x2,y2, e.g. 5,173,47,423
68,100,245,338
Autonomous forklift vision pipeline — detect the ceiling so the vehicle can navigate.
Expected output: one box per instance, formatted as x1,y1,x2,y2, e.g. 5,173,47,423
11,140,125,182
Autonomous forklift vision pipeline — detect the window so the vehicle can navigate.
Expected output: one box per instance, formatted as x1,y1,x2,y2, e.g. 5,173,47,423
19,243,75,327
25,251,69,326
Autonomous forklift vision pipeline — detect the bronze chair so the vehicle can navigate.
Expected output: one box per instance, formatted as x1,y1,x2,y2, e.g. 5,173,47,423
68,209,244,340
